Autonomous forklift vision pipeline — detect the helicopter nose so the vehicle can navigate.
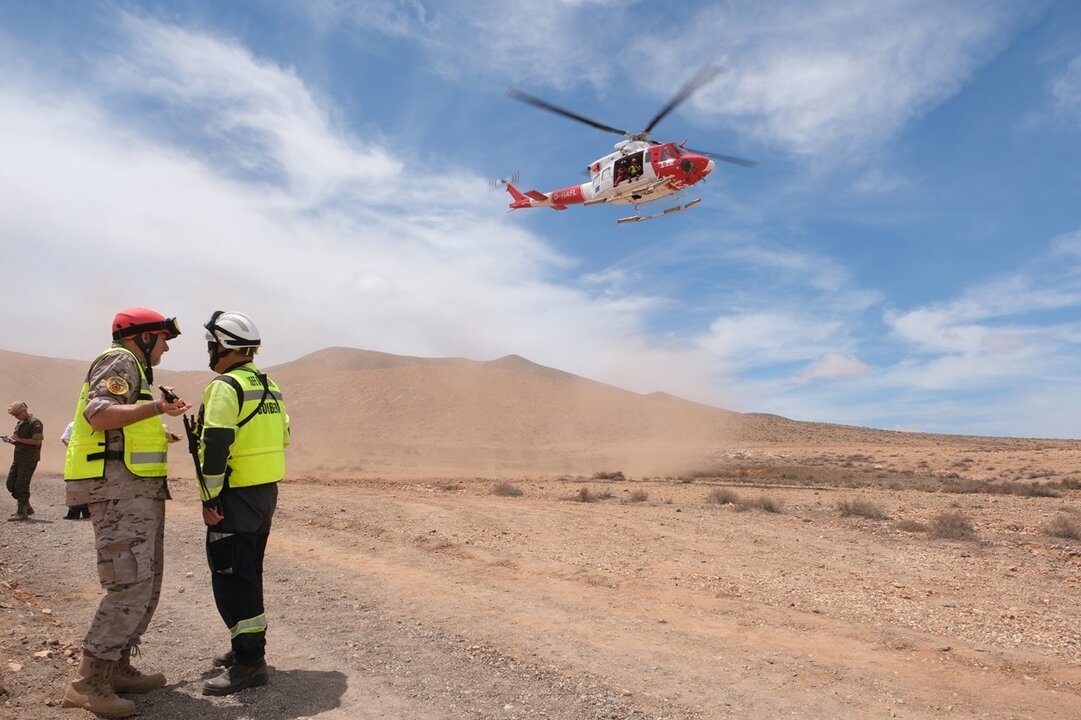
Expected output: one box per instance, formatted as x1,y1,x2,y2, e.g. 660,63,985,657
704,158,715,175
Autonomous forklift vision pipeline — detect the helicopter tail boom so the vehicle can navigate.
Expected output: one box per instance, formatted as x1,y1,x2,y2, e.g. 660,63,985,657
502,180,587,211
503,182,537,209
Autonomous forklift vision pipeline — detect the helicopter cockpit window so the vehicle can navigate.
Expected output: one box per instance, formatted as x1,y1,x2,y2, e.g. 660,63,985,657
660,146,677,162
673,144,687,156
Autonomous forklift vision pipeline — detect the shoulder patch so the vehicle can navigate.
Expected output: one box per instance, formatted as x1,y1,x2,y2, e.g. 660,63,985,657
105,376,130,396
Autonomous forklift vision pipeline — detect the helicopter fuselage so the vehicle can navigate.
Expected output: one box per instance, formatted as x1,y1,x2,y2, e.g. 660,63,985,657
504,141,715,211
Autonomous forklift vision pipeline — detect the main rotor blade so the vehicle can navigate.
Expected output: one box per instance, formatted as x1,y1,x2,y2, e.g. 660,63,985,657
506,89,628,136
686,147,758,168
642,65,723,135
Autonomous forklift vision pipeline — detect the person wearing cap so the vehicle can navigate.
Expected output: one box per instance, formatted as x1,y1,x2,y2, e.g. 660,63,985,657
197,310,289,696
4,400,43,521
61,307,192,719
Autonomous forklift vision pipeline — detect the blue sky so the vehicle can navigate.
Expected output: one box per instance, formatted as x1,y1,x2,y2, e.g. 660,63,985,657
1,0,1080,438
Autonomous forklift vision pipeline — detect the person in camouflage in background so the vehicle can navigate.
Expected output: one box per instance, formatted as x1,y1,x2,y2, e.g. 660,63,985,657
4,400,43,521
61,308,191,719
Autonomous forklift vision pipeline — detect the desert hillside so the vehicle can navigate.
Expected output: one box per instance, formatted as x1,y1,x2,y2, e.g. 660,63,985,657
1,346,1077,479
3,346,1081,720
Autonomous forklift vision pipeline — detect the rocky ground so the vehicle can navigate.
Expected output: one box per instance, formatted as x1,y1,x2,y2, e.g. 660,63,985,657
2,440,1080,719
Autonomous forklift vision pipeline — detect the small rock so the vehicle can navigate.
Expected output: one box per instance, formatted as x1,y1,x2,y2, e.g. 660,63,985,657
7,662,22,672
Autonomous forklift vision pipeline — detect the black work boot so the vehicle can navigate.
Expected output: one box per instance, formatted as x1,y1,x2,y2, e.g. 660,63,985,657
64,506,81,520
79,505,91,519
212,649,235,668
202,659,268,696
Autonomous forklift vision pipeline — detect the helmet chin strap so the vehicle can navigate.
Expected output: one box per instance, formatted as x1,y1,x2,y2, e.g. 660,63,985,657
135,333,157,382
208,343,232,371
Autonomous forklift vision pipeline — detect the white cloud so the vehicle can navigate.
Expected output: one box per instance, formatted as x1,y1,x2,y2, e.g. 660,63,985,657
297,1,1039,162
1050,54,1081,125
1051,229,1081,259
798,353,869,383
651,1,1039,158
0,15,716,402
698,311,849,369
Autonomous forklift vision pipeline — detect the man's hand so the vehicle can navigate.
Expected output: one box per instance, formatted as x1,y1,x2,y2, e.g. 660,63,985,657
158,387,192,417
202,504,225,526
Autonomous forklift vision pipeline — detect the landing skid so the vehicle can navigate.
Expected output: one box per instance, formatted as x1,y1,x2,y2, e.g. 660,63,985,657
617,197,702,225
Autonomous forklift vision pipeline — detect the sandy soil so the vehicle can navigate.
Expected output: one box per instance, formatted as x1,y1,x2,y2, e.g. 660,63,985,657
2,441,1080,720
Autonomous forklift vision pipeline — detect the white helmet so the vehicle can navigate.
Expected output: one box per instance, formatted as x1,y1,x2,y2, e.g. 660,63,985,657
204,310,261,351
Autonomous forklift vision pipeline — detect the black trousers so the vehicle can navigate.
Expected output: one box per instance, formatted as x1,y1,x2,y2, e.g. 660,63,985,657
205,483,277,663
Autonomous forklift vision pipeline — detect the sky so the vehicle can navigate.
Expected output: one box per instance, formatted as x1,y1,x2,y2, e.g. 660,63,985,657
1,0,1080,439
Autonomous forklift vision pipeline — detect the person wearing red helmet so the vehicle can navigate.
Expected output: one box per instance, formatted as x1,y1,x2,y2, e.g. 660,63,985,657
61,307,192,718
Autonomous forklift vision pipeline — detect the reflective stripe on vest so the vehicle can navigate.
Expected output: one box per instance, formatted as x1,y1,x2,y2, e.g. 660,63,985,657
64,347,168,480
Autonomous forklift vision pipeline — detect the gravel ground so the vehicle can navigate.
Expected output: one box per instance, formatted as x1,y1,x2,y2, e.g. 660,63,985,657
2,457,1080,720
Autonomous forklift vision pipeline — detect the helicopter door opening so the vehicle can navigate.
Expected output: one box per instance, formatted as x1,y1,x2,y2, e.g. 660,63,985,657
614,151,645,186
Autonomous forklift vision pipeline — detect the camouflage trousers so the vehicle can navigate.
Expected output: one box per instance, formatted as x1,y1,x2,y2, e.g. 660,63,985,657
83,497,165,661
5,458,37,502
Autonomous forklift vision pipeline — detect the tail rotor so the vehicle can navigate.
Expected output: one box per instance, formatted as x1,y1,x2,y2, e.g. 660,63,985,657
489,170,520,191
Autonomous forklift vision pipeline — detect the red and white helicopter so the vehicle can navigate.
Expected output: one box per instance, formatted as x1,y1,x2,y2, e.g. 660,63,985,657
498,66,756,224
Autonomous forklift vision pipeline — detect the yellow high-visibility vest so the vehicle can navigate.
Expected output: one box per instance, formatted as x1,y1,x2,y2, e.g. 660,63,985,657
198,363,287,501
64,346,168,480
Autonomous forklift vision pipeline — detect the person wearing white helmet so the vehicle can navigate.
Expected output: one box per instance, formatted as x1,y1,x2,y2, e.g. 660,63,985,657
196,310,290,695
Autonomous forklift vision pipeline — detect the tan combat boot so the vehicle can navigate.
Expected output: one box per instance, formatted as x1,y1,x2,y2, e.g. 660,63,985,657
114,645,166,693
62,651,136,718
6,502,29,521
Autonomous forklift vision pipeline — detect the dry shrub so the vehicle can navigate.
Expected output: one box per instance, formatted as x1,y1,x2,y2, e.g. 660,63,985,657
594,488,614,500
592,471,626,481
743,495,783,513
895,519,927,533
929,511,978,540
941,478,1060,498
1043,514,1081,541
1018,483,1060,498
706,487,740,505
573,487,596,503
627,489,649,503
837,498,889,520
492,481,523,497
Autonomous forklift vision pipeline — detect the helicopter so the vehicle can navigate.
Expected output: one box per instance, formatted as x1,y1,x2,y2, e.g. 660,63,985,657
497,65,756,225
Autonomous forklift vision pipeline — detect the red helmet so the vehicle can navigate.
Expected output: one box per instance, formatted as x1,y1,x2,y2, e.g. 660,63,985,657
111,307,181,341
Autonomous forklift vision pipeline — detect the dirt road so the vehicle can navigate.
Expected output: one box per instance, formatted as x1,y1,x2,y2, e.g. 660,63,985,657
2,467,1080,719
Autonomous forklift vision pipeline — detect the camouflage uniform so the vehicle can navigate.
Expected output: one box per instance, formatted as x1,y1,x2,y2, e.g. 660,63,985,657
6,413,43,504
67,347,169,662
